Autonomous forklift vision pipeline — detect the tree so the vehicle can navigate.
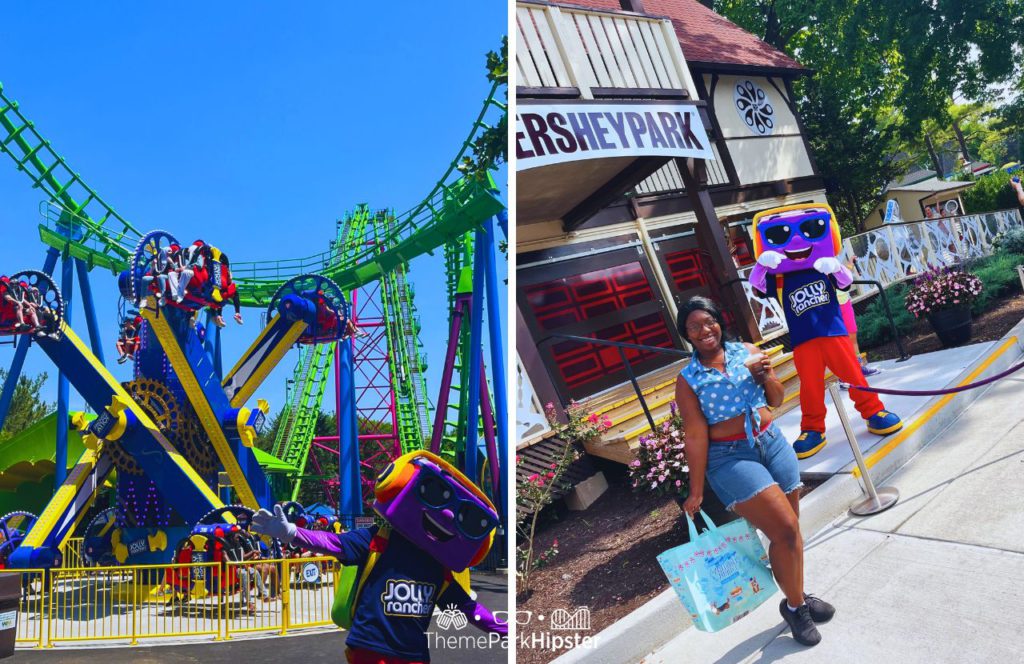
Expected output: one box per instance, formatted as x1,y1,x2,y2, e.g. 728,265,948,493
459,36,508,181
712,0,1024,229
0,369,54,442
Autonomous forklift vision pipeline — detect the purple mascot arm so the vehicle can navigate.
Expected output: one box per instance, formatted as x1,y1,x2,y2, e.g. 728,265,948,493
291,528,370,566
460,599,508,636
749,262,768,297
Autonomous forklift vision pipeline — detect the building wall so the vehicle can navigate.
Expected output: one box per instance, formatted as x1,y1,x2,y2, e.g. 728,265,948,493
865,190,968,230
707,74,815,185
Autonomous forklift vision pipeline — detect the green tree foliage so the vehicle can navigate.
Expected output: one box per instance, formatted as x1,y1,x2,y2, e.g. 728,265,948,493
459,36,508,181
712,1,1024,230
0,369,54,442
961,170,1020,214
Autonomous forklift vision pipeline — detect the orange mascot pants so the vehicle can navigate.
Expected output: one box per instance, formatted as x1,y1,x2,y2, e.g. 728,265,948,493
792,335,885,433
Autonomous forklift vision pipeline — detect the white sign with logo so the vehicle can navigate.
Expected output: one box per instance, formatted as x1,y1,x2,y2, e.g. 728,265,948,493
301,562,320,584
733,80,775,136
0,610,16,631
516,103,714,170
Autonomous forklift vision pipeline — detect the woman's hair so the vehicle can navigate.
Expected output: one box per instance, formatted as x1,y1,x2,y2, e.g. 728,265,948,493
676,296,730,345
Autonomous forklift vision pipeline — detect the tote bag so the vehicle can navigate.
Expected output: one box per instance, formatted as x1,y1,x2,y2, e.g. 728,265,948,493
656,510,777,632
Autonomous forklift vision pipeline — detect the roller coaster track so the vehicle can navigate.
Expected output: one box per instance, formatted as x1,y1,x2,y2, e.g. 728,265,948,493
0,80,506,306
271,341,335,500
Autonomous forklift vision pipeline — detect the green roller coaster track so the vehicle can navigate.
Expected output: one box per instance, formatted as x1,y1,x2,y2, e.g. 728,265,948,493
0,80,505,304
271,341,336,500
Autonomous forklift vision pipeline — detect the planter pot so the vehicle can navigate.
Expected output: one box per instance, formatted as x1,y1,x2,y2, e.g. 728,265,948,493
927,305,973,347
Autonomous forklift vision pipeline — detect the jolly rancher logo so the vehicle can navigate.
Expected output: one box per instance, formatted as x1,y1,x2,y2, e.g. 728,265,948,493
788,280,830,316
381,579,436,618
516,102,714,170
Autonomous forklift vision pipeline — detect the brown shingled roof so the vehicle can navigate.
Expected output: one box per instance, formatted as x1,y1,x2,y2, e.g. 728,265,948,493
561,0,806,72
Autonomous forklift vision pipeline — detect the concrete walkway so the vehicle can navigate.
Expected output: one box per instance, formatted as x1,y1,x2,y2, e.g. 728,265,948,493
774,341,997,476
644,348,1024,663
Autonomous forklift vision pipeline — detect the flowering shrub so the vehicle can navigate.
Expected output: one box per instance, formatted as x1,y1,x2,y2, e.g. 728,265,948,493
628,402,689,497
905,268,983,318
545,400,613,446
516,402,610,596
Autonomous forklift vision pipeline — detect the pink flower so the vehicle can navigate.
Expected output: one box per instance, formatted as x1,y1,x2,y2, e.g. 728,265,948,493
528,473,539,483
546,471,555,479
588,413,599,424
553,538,558,548
550,462,558,470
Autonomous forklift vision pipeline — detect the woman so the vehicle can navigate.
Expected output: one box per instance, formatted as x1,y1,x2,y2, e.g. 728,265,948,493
674,296,833,646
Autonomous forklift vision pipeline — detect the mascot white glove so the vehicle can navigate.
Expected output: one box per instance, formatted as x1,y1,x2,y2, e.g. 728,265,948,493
251,504,297,544
813,257,842,274
757,250,785,269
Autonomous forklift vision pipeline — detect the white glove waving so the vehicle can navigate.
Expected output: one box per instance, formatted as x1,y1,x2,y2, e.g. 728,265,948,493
251,504,297,544
813,257,842,275
757,250,785,269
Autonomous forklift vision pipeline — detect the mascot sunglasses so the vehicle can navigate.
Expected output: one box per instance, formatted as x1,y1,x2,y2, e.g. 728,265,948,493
759,211,832,247
411,459,497,540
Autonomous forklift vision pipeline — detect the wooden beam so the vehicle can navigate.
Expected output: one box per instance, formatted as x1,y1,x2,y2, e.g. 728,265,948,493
561,156,670,232
677,157,762,342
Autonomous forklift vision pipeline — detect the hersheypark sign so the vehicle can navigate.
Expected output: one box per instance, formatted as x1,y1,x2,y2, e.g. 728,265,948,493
516,101,714,170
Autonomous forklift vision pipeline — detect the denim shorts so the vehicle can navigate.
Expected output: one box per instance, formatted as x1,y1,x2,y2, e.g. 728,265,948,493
705,424,803,511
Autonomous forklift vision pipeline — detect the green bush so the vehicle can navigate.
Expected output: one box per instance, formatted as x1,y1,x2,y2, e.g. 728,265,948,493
968,251,1024,315
960,170,1020,214
993,227,1024,255
856,282,918,349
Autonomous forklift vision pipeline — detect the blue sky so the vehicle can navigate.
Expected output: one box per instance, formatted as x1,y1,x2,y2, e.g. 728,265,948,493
0,4,507,427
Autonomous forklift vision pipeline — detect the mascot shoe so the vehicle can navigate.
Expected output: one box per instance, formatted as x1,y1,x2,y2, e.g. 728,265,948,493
794,431,826,459
866,410,903,435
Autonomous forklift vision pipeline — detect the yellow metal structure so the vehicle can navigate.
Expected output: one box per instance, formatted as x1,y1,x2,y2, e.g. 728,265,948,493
142,305,260,509
223,314,308,408
26,323,226,552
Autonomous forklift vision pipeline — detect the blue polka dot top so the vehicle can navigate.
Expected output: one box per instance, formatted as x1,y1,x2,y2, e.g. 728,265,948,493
680,341,768,440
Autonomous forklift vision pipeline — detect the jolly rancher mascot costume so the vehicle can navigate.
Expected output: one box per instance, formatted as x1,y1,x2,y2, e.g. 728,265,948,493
748,203,903,459
252,450,506,664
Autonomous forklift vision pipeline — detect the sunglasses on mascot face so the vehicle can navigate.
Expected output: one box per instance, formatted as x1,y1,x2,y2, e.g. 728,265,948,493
412,460,497,540
760,212,831,247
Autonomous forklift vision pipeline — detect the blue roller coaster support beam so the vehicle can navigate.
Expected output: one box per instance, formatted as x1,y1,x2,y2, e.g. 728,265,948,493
74,259,105,364
0,248,59,432
483,218,508,522
496,208,508,242
55,257,74,488
463,229,487,479
337,340,363,527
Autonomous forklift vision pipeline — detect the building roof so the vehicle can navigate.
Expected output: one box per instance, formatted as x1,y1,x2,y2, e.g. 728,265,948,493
889,178,975,193
564,0,806,72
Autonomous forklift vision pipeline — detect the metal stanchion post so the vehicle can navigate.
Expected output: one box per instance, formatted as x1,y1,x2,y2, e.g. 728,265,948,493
828,382,900,515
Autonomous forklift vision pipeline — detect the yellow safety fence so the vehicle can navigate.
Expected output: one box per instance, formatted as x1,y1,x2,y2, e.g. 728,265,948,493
59,537,85,568
2,556,341,648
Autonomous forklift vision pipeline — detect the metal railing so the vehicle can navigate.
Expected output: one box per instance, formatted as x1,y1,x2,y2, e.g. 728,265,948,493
2,556,341,648
59,537,85,568
516,1,693,98
540,333,691,432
